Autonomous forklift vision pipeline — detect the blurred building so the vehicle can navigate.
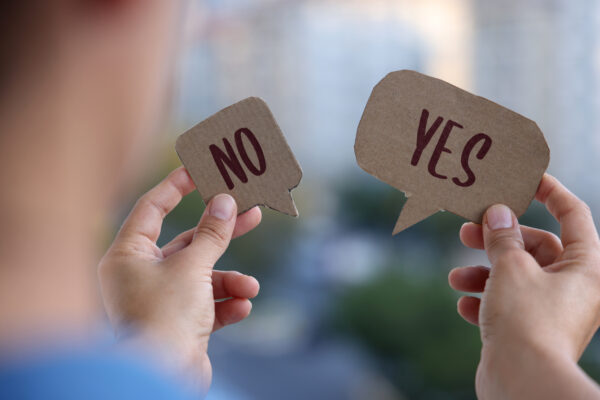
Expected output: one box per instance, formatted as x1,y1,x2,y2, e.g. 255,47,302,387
165,1,600,399
472,0,600,212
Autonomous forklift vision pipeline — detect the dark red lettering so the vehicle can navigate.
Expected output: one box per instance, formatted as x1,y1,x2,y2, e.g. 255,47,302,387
411,109,444,166
209,139,248,190
209,128,267,190
427,120,463,180
452,133,492,187
235,128,267,176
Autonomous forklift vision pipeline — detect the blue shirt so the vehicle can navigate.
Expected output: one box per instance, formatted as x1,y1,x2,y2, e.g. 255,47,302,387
0,347,195,400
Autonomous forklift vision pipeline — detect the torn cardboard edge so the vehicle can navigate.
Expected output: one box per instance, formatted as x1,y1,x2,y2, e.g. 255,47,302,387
203,186,301,217
175,97,303,218
355,70,550,235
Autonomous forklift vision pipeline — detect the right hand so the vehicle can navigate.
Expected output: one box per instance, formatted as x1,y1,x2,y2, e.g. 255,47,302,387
99,167,262,393
448,174,600,399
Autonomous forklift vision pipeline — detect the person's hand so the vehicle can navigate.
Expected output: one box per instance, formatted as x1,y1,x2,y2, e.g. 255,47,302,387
448,174,600,399
98,167,261,393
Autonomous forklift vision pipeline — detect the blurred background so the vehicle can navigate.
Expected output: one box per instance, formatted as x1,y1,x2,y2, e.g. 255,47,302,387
118,0,600,399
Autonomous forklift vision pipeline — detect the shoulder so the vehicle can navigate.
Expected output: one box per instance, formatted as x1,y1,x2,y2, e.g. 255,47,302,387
0,347,194,400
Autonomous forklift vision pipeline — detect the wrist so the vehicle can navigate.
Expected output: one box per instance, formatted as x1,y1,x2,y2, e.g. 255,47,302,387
478,343,576,400
117,321,207,373
116,322,211,394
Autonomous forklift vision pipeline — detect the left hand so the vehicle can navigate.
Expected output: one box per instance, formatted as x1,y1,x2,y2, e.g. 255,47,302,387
448,174,600,399
99,167,262,393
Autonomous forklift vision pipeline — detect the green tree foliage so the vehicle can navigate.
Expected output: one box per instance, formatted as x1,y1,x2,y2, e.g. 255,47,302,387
331,271,480,399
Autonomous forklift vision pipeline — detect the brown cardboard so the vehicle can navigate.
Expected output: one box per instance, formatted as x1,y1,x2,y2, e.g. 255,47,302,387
176,97,302,216
355,70,550,234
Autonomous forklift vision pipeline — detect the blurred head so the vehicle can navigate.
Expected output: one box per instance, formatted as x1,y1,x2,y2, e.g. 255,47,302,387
1,0,185,204
0,0,188,344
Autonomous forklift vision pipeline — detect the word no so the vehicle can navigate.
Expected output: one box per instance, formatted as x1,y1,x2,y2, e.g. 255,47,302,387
209,128,267,190
411,109,492,187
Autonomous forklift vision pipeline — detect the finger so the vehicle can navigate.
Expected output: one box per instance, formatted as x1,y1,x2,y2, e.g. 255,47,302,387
536,174,599,248
117,167,195,244
448,266,490,293
522,227,563,266
483,204,527,265
460,222,562,266
459,223,484,249
185,194,237,266
232,207,262,238
212,271,260,300
457,296,480,326
161,207,262,258
213,298,252,332
161,228,195,258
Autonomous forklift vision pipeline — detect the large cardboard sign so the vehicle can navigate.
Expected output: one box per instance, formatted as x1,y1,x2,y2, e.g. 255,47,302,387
355,70,550,234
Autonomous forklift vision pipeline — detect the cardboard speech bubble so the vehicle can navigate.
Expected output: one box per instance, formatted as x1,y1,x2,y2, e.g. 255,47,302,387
176,97,302,216
355,70,550,234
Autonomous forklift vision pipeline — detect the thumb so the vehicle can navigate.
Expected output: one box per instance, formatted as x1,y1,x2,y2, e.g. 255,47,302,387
483,204,526,265
187,193,237,265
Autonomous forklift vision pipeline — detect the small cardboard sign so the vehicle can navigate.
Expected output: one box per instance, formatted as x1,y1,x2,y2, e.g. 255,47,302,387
355,70,550,234
176,97,302,216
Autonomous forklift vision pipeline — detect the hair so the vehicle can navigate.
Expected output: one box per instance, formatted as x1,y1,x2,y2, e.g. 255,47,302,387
1,4,26,82
0,3,57,95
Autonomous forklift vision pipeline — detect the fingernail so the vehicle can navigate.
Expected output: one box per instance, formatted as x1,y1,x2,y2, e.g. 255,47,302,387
208,194,235,221
486,204,513,230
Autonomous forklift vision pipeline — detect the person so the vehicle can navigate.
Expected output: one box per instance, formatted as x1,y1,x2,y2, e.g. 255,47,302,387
0,1,260,398
448,175,600,399
1,1,600,400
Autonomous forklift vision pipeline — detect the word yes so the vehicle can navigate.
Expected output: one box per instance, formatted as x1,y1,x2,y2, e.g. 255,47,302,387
410,109,492,187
